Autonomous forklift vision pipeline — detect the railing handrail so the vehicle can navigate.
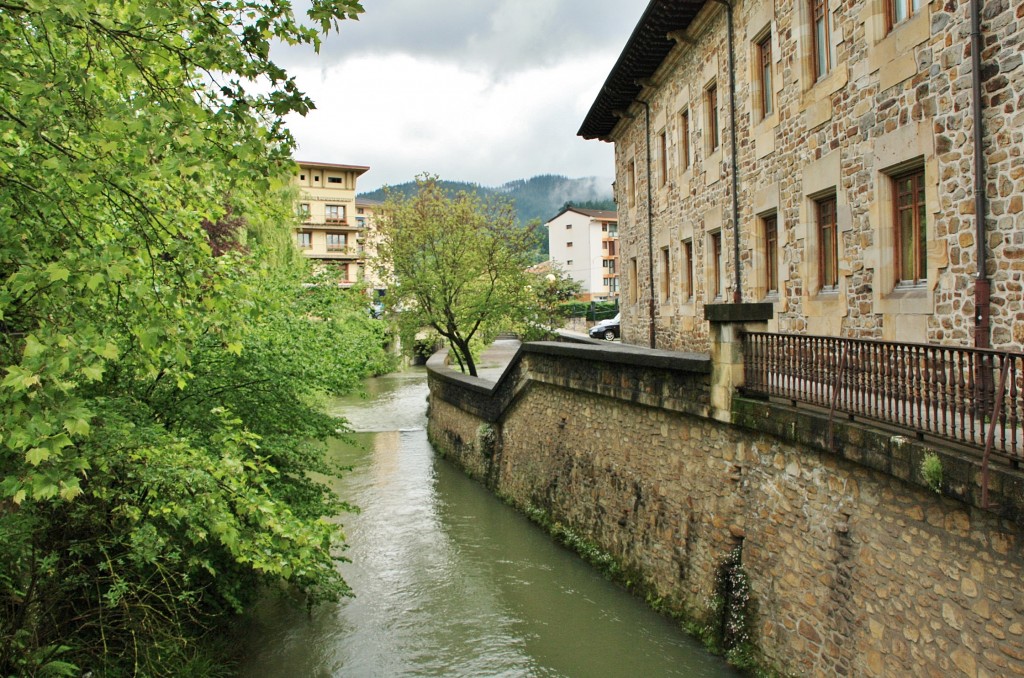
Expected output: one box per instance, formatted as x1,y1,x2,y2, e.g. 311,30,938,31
742,331,1024,465
743,330,1020,361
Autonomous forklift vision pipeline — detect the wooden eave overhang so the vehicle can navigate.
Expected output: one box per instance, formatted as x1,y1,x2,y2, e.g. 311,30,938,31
578,0,708,142
296,160,370,175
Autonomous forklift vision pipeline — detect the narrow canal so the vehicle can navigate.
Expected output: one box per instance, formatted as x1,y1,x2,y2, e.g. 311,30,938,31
237,367,738,677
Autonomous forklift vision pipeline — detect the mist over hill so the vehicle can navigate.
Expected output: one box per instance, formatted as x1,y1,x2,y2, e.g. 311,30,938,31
358,174,616,228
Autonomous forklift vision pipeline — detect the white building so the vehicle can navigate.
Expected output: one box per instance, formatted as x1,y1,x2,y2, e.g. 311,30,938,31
546,207,619,301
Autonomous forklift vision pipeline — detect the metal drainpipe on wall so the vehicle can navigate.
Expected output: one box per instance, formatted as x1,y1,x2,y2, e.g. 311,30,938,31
970,0,990,348
638,97,657,349
715,0,743,304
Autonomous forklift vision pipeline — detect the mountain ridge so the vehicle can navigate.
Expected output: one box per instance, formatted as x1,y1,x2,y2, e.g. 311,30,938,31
358,174,616,228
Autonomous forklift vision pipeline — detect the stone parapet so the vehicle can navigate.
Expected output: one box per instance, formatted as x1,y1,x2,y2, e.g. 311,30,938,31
428,341,1024,676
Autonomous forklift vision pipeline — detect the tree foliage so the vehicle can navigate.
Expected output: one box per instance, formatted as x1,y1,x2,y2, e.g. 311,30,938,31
375,176,536,376
0,0,394,673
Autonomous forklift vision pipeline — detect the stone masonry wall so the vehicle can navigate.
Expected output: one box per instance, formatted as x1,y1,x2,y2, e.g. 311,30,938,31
611,0,1024,352
428,344,1024,676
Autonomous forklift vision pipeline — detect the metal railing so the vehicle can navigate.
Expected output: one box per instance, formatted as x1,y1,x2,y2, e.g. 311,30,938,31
743,332,1024,462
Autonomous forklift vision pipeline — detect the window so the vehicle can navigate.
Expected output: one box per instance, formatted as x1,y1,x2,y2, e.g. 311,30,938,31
680,110,690,171
682,239,694,301
328,176,342,184
894,169,927,284
566,242,573,248
298,203,310,219
764,214,779,295
325,204,344,222
627,160,637,207
609,223,618,237
706,83,720,153
300,173,306,181
566,223,572,229
811,0,833,80
314,174,320,182
296,232,311,249
758,34,774,119
658,130,668,186
711,232,724,299
887,0,921,29
356,216,366,228
567,259,574,266
357,207,365,214
340,263,350,279
816,195,839,289
660,247,671,301
327,233,347,251
629,258,639,304
608,277,620,295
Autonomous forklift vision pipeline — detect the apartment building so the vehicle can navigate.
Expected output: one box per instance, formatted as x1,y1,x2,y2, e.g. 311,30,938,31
546,206,620,300
579,0,1023,352
293,160,371,287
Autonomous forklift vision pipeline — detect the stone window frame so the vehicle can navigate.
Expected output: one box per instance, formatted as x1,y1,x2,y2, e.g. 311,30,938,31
815,193,840,292
867,121,944,326
660,246,672,302
799,151,848,309
704,80,720,155
681,237,695,304
762,212,780,299
795,0,847,114
864,0,931,91
627,158,637,208
892,166,927,286
629,257,639,306
750,183,783,303
749,25,779,125
679,107,691,175
886,0,922,31
707,230,724,301
658,128,669,189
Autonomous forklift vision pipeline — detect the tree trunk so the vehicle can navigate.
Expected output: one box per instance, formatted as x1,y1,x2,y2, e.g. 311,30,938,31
452,337,477,377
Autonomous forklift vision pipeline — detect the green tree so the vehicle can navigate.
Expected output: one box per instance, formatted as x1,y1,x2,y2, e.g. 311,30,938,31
533,266,584,333
375,176,536,376
0,0,386,673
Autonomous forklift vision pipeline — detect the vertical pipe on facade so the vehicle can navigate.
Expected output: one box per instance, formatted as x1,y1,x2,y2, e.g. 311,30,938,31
718,0,742,303
970,0,990,348
640,99,657,348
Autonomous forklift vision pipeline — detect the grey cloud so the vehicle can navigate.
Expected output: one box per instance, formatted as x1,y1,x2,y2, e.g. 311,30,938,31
277,0,647,75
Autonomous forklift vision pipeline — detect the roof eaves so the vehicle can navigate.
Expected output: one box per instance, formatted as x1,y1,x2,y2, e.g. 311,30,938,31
578,0,709,141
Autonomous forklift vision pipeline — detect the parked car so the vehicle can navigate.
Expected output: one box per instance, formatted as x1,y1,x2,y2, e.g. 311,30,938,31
589,313,620,340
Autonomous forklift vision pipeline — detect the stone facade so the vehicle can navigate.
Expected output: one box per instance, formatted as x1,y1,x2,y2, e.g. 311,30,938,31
428,342,1024,676
585,0,1023,351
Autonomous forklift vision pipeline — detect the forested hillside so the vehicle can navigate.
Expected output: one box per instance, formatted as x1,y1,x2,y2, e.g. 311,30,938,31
360,174,615,227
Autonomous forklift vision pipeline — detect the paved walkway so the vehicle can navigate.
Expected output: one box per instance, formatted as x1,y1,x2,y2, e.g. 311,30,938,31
474,338,521,381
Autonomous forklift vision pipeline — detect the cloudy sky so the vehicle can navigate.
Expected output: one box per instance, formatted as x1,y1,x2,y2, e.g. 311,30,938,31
274,0,650,192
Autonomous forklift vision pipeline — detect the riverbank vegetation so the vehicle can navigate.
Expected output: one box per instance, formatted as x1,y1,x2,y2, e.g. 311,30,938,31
0,0,394,674
375,176,539,377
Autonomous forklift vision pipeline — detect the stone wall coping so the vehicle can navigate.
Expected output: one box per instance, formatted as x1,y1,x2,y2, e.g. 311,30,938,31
427,340,713,422
524,341,711,373
425,347,499,393
704,302,775,323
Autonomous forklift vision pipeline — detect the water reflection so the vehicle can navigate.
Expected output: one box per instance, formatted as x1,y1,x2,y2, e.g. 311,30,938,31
237,369,737,677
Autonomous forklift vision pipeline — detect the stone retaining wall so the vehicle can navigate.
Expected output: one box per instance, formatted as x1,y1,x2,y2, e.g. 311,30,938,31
427,342,1024,676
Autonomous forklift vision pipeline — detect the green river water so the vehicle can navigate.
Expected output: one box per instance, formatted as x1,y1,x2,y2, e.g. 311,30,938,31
236,368,739,677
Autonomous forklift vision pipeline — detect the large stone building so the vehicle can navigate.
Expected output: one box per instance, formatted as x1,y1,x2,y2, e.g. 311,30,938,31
579,0,1023,353
292,160,378,289
545,206,620,300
